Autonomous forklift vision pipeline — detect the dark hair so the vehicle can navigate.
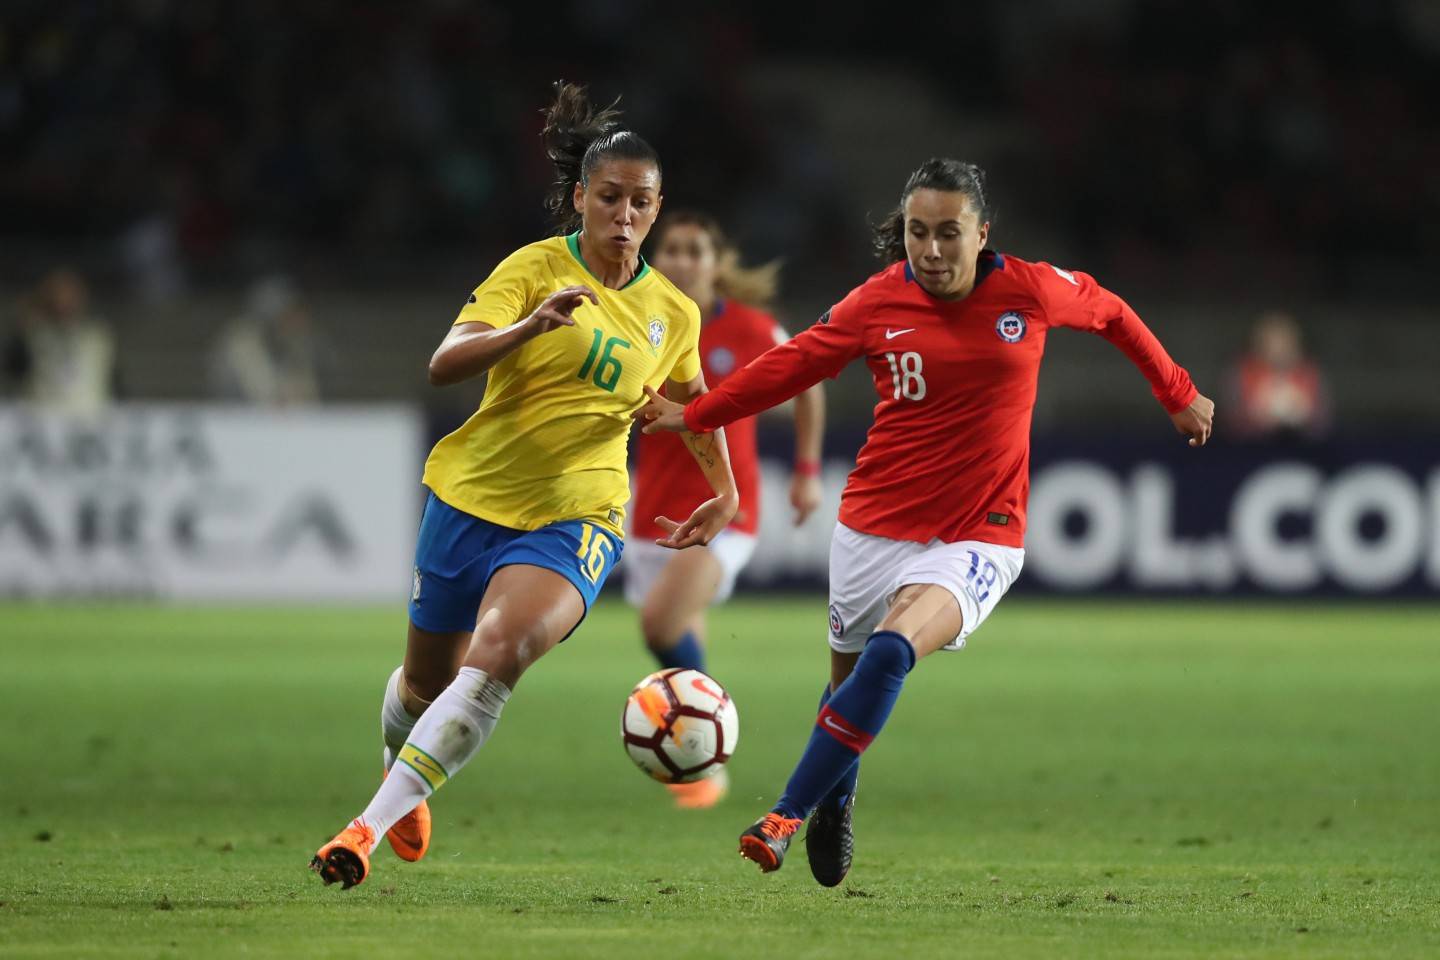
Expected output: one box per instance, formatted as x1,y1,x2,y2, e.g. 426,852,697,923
651,211,782,306
540,81,662,234
871,158,990,263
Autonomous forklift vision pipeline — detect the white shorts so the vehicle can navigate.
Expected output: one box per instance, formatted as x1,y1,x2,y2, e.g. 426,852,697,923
826,523,1025,654
622,530,758,607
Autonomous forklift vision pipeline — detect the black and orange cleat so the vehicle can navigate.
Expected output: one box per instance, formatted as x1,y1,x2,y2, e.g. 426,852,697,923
738,812,803,873
805,787,855,887
310,821,375,890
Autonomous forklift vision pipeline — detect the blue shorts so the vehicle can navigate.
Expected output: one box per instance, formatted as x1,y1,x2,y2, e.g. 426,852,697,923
408,491,624,635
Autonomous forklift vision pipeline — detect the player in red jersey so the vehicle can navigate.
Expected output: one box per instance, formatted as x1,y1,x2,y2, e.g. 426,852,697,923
638,158,1214,884
628,211,826,809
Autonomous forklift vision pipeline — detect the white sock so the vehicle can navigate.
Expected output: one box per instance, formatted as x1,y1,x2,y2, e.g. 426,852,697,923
354,666,510,847
380,666,422,771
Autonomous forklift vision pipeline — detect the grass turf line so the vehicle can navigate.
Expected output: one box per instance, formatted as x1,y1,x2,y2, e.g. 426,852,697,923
0,600,1436,959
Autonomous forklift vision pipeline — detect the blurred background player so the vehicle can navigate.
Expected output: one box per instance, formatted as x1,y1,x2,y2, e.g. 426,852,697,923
1228,309,1330,442
627,212,826,809
310,83,740,890
640,157,1215,885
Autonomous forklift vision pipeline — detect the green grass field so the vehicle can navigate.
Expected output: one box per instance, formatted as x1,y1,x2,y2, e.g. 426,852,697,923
1,599,1437,959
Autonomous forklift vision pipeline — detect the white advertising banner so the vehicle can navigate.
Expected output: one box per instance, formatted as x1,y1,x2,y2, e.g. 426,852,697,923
0,404,424,601
735,453,1439,596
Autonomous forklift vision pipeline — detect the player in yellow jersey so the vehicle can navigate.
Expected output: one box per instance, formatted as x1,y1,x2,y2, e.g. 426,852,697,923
311,83,740,890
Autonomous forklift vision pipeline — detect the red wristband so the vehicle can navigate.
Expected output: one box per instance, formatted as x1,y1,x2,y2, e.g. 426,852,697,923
794,459,821,478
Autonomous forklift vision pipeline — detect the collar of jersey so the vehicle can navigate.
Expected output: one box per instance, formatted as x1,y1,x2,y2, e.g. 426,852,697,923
702,298,727,324
566,232,651,290
902,250,1006,299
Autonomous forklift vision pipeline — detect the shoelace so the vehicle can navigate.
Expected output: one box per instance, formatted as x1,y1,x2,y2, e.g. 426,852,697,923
759,814,800,840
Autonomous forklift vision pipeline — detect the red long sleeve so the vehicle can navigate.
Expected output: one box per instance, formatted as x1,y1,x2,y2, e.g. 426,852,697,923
1040,264,1197,414
684,290,866,432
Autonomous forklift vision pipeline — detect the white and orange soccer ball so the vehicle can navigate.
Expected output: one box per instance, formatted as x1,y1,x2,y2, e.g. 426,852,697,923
621,668,739,783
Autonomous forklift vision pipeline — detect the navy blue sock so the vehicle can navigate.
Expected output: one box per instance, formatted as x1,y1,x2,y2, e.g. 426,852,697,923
774,631,914,820
816,684,860,813
653,630,706,672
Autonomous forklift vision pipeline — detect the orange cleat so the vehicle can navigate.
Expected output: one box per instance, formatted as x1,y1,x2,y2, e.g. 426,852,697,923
310,821,375,890
380,769,432,862
737,812,803,873
667,768,730,810
386,799,431,861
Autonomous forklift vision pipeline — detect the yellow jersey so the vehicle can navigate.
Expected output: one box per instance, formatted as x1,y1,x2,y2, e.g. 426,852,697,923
422,233,702,538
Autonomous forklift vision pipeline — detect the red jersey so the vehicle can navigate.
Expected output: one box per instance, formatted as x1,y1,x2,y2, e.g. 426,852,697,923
632,299,785,538
684,253,1197,547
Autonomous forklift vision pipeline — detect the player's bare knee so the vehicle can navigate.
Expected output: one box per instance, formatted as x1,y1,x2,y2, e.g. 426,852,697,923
461,641,522,688
467,615,517,666
466,613,555,684
510,622,553,669
639,605,677,651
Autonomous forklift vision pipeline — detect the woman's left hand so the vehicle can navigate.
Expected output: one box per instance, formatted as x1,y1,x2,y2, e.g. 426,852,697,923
1171,393,1215,447
654,494,739,549
789,472,823,525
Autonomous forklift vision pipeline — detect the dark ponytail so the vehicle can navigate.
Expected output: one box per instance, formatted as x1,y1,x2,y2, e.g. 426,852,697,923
871,158,990,263
540,81,662,235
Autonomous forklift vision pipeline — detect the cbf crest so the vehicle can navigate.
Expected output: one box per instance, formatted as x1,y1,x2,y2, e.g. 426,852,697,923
995,311,1027,343
647,317,666,355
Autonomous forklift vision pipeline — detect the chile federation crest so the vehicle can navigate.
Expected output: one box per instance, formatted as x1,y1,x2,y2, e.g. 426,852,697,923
995,311,1027,343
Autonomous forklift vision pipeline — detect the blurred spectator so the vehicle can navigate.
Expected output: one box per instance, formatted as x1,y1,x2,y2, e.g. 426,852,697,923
1228,310,1330,441
210,276,327,406
1,268,116,414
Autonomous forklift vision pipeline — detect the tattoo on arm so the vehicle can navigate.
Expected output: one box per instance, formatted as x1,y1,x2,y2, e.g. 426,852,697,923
684,432,717,469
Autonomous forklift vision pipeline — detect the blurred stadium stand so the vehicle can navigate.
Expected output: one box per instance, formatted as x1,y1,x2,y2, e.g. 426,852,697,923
2,3,1437,602
3,1,1438,427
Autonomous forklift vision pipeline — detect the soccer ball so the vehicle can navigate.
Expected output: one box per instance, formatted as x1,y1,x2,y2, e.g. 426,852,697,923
621,668,739,783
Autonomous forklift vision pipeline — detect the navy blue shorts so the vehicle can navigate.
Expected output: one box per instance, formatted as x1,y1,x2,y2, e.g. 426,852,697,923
408,491,624,634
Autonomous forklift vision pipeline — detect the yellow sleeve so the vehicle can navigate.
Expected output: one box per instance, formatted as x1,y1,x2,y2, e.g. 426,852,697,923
453,247,540,328
667,300,703,383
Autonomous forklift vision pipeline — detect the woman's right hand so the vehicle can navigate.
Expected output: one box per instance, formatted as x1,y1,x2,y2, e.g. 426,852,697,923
634,385,688,433
429,284,599,386
522,285,599,336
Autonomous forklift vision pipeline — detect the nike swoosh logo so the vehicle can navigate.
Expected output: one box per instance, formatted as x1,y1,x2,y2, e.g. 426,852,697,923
884,328,916,339
822,716,851,734
691,677,722,700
